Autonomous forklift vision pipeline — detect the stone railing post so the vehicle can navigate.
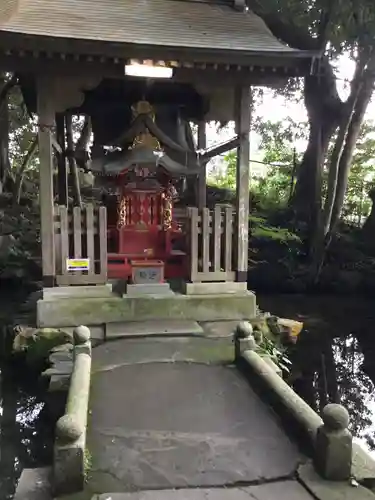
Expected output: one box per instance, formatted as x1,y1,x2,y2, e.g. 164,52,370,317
234,320,323,446
314,403,352,481
53,325,91,496
234,321,357,483
234,321,256,360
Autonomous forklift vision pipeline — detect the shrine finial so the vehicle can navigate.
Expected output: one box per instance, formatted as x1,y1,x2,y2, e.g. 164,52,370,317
131,100,160,151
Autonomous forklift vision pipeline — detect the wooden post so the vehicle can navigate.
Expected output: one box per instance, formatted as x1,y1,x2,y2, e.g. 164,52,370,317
37,77,56,287
234,86,251,282
56,113,68,206
66,113,82,208
197,121,207,209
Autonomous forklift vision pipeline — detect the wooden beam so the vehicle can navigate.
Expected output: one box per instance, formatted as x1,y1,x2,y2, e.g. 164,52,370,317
37,76,56,286
199,135,240,162
0,31,315,69
197,121,207,210
234,85,252,283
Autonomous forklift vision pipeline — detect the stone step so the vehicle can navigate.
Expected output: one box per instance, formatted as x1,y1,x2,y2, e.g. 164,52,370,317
92,480,313,499
43,284,114,299
106,320,204,339
14,467,52,500
37,292,257,328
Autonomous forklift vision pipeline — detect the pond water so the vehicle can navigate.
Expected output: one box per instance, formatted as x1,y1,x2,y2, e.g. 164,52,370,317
257,294,375,457
0,352,55,500
0,287,57,500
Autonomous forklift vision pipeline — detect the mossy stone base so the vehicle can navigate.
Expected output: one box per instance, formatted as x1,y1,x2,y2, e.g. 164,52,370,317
37,292,256,328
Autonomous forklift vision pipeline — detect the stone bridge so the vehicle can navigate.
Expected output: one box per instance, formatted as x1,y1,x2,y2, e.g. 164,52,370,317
15,322,375,500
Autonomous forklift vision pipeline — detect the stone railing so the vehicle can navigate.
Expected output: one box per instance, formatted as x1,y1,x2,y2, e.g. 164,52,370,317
53,326,92,496
234,322,353,482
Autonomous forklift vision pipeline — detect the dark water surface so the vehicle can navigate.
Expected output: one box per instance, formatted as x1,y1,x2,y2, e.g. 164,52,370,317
0,288,56,500
0,351,55,500
257,294,375,457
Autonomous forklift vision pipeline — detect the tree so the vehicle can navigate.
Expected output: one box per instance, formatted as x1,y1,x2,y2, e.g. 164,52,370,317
0,75,18,193
253,118,307,208
208,150,237,189
249,0,375,244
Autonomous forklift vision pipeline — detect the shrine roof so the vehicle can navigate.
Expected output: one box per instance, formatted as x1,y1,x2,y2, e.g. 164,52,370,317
0,0,315,63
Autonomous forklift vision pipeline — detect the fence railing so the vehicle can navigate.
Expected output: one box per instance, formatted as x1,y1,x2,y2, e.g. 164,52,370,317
187,205,234,283
54,205,107,286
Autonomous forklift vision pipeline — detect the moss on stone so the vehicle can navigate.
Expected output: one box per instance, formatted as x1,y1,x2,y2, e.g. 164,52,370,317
13,326,72,367
37,293,257,328
84,448,93,482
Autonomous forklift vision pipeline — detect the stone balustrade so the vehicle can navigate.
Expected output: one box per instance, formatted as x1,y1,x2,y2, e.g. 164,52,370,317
234,322,352,481
53,325,92,496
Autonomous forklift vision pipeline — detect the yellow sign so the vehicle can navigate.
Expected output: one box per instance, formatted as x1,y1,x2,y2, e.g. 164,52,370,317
66,258,90,272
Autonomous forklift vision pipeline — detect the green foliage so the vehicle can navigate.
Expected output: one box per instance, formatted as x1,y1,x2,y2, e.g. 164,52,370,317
209,150,236,189
252,118,307,209
208,118,307,213
0,194,41,280
209,114,375,229
341,122,375,225
84,448,93,481
250,215,301,243
258,335,293,373
8,86,38,179
252,0,375,54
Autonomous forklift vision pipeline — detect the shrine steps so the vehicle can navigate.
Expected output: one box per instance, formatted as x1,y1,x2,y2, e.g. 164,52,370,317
36,287,257,333
105,319,204,339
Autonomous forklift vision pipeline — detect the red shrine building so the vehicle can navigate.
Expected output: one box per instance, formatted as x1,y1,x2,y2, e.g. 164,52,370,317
0,0,318,327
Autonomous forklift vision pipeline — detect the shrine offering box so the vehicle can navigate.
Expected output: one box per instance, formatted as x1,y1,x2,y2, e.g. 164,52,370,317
130,260,164,284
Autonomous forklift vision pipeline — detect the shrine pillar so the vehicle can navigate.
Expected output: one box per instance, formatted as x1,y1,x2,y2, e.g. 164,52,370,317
197,120,207,209
55,113,68,206
37,77,56,287
234,85,252,283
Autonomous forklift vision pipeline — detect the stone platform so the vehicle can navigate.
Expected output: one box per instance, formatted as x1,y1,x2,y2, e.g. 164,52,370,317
36,289,256,329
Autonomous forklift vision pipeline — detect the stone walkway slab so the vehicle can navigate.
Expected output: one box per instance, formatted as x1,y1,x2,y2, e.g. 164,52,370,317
106,320,204,339
14,467,52,500
92,337,234,371
88,359,301,493
93,480,313,499
298,463,375,500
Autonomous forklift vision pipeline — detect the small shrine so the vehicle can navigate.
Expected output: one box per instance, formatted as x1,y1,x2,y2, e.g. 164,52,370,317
90,101,198,283
0,0,319,325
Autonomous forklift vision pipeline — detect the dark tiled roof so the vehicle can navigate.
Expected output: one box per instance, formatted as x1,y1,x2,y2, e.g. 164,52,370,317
0,0,307,57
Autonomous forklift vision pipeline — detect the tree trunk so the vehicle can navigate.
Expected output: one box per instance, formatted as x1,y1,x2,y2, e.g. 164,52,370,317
65,114,82,208
323,52,371,234
323,97,361,235
329,71,375,231
291,71,341,229
13,136,38,204
307,55,375,282
0,77,10,193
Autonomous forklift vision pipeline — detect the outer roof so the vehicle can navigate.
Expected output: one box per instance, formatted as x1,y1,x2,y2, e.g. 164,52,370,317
0,0,311,58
